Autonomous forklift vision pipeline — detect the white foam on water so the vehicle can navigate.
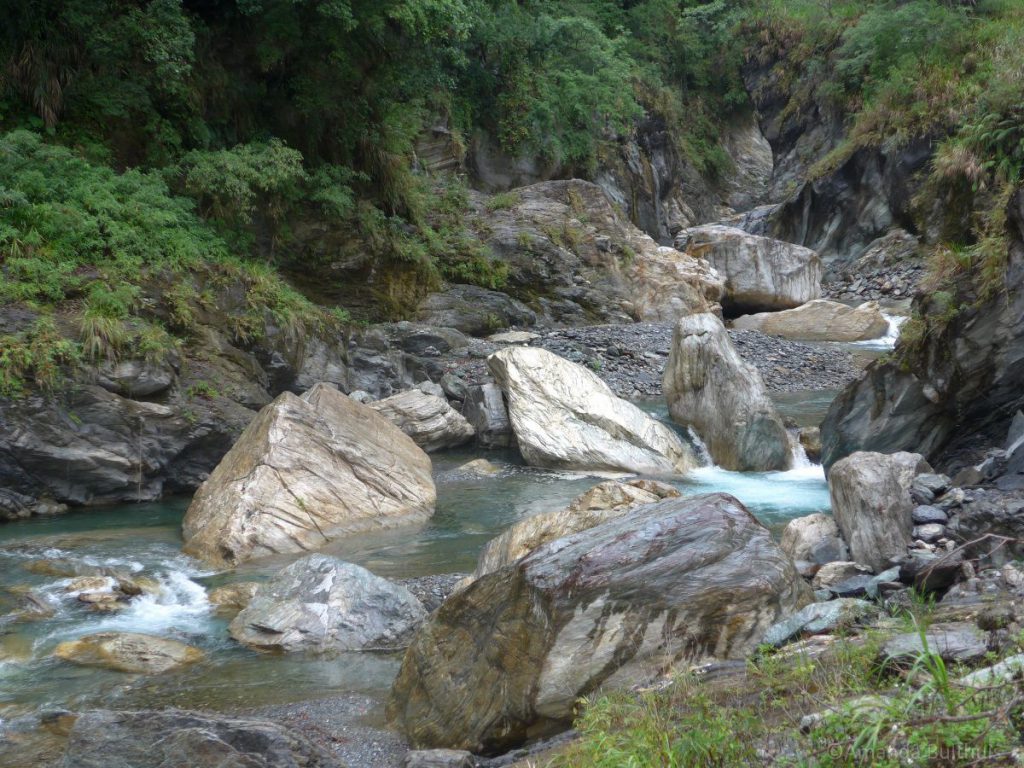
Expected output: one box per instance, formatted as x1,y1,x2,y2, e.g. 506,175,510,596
851,313,907,350
686,462,829,514
93,569,213,636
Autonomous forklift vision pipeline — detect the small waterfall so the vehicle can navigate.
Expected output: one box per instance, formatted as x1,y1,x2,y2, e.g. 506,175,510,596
853,313,907,350
686,427,713,467
789,431,814,469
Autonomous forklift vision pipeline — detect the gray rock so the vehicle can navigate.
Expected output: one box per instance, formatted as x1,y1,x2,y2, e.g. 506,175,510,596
96,358,176,397
912,505,948,525
898,550,964,594
732,300,889,342
440,374,468,402
417,284,537,337
762,599,877,647
780,513,849,566
676,224,822,314
461,383,512,449
403,750,476,768
663,312,791,472
828,575,875,598
914,473,951,498
371,390,475,452
881,623,988,667
959,653,1024,688
829,451,932,571
1006,411,1024,453
812,561,873,591
866,567,903,599
60,709,341,768
389,493,811,752
489,347,697,474
181,383,436,567
912,523,946,543
230,554,425,653
417,380,446,399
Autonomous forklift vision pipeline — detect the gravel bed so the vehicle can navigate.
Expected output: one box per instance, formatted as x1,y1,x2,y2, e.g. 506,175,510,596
397,572,468,611
439,323,861,399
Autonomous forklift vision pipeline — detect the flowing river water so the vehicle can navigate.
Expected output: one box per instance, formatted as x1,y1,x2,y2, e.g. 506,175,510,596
0,327,902,759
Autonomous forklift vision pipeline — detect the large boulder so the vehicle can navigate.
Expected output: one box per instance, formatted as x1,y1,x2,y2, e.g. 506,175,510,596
53,632,204,674
181,383,435,567
732,300,890,342
230,554,425,653
388,493,811,752
60,709,341,768
676,224,822,314
467,479,680,583
779,513,849,566
829,451,932,571
370,390,475,452
663,313,791,471
488,347,698,474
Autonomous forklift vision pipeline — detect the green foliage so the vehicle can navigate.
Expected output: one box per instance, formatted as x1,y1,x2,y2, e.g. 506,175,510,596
0,317,81,397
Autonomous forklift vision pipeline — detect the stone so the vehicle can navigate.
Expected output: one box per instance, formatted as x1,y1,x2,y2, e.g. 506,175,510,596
417,284,537,337
487,331,539,344
780,514,849,566
829,451,932,571
402,750,476,768
388,493,811,752
959,654,1024,688
912,505,948,525
914,473,951,498
881,623,988,667
762,599,878,647
95,358,176,398
439,374,468,402
812,562,873,590
467,479,681,583
732,300,889,342
454,458,501,476
370,390,475,452
676,224,822,314
59,709,341,768
828,575,875,598
912,523,946,542
181,383,436,567
417,380,446,398
663,312,791,471
53,632,204,673
230,554,425,653
207,582,261,614
799,427,822,463
489,347,697,474
461,383,512,449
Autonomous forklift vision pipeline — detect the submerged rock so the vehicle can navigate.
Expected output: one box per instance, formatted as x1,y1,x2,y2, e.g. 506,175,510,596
53,632,204,674
370,390,475,452
732,300,889,342
488,346,697,474
829,451,931,571
388,492,810,753
466,479,681,583
677,224,821,314
60,709,341,768
181,383,435,567
663,312,791,471
230,554,425,653
208,582,261,614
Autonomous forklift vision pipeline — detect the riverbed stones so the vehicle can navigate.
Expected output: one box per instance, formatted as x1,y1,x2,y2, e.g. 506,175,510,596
53,632,204,674
181,383,436,567
467,479,681,582
829,452,932,571
230,554,425,653
388,492,811,752
488,346,697,474
663,312,791,471
780,514,849,566
676,224,822,314
732,300,889,342
60,709,341,768
369,390,475,452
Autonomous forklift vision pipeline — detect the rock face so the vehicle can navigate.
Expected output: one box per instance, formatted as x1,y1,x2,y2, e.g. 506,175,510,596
663,313,791,471
820,190,1024,470
468,479,681,582
53,632,204,673
829,451,932,571
469,180,724,326
732,300,890,342
388,493,811,752
181,383,435,567
488,346,698,474
370,390,475,452
417,284,537,337
60,709,341,768
676,224,821,314
780,513,849,566
460,383,512,449
230,554,425,653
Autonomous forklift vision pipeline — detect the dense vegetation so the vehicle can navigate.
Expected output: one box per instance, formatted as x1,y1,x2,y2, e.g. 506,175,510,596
1,0,1022,392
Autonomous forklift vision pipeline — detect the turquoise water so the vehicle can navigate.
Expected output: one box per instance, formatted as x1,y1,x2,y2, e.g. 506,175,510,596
0,390,835,742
